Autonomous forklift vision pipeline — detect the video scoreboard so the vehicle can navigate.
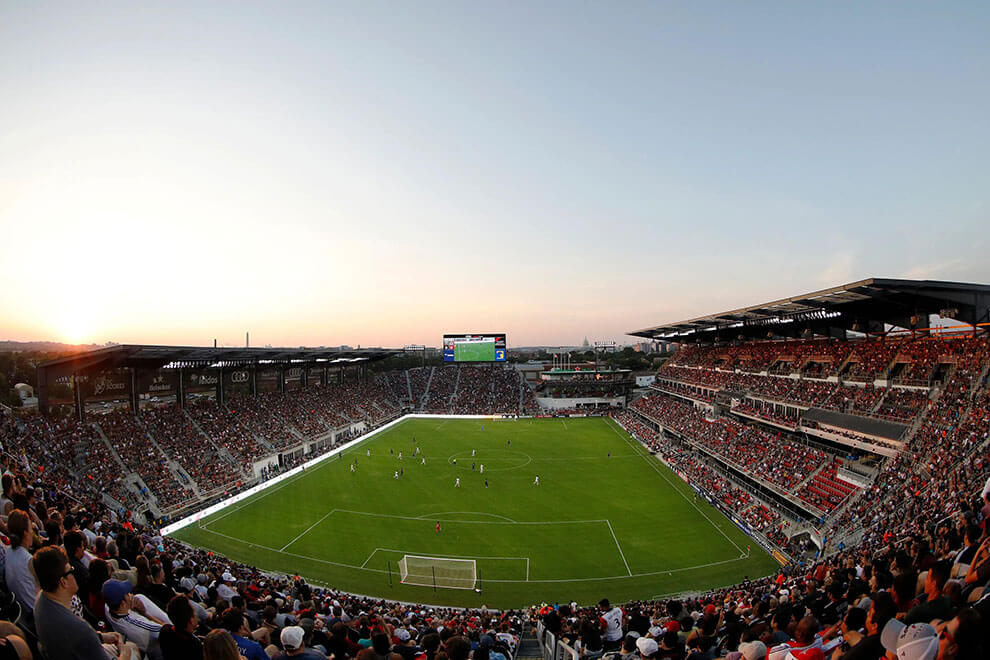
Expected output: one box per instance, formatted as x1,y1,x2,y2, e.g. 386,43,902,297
443,333,507,363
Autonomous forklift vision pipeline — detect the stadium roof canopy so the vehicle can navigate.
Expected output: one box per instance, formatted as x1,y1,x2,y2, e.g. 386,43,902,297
39,344,400,379
629,278,990,343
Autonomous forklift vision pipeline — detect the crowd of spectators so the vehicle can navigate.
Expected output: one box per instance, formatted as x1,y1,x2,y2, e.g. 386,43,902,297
186,399,270,473
140,407,241,496
630,395,833,495
655,336,990,428
0,334,984,660
99,409,191,510
407,368,432,409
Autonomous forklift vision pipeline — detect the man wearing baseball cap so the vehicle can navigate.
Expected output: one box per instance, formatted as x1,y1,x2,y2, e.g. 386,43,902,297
274,625,327,658
880,619,938,660
103,578,168,656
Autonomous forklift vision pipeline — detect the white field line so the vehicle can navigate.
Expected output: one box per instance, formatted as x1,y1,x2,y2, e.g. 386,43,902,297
332,508,607,526
192,524,744,583
280,509,336,552
561,419,567,430
415,511,517,522
606,418,746,555
605,519,632,576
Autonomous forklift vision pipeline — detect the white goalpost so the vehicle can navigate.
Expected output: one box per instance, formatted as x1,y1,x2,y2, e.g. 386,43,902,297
397,555,477,590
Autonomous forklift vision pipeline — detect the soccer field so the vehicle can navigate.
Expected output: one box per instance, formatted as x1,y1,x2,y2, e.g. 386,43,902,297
171,417,779,608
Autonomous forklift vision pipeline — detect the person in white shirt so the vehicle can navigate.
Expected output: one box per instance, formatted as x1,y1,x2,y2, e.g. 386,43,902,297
598,599,626,651
217,572,238,603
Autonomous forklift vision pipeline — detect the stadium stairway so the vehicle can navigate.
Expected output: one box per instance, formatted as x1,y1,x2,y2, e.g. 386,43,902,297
516,623,541,660
183,411,244,471
791,460,828,494
972,361,990,397
451,366,462,406
91,422,129,471
405,370,414,406
422,367,436,409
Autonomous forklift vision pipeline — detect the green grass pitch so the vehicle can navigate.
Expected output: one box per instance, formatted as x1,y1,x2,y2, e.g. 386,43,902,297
171,417,780,608
454,341,495,362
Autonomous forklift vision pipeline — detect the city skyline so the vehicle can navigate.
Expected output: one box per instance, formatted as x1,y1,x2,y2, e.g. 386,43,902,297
2,3,988,348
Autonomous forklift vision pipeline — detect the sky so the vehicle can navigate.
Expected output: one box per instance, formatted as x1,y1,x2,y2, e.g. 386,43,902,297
1,2,988,348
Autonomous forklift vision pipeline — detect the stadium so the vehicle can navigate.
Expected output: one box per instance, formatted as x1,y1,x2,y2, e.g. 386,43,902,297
3,5,990,660
0,276,988,660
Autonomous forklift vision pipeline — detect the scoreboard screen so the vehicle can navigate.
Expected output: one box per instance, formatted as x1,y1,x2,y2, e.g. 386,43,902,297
443,333,507,363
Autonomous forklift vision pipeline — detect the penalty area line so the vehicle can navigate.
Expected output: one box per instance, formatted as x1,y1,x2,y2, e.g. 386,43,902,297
605,520,632,576
280,509,336,552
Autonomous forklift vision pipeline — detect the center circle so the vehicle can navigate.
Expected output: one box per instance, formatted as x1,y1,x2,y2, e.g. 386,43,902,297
447,449,532,472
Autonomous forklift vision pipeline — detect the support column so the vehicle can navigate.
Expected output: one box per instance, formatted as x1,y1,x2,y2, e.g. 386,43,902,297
73,373,85,423
251,365,258,396
216,368,225,407
177,368,185,409
278,368,286,394
130,368,139,416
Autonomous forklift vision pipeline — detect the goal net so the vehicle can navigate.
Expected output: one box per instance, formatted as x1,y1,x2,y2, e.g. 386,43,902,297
397,555,477,589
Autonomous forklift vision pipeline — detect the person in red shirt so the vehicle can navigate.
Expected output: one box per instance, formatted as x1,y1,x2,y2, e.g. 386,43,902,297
435,522,441,534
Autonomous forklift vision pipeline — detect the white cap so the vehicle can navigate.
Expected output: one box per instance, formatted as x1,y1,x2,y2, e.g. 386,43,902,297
881,620,938,660
636,637,659,657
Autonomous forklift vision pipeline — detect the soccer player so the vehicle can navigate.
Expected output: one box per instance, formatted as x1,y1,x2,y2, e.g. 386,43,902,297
393,471,399,479
398,451,402,460
350,464,355,473
436,521,441,534
472,462,476,471
484,478,488,488
421,457,426,465
534,475,540,486
455,477,460,488
472,449,476,457
400,467,404,477
480,464,484,474
366,449,370,457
